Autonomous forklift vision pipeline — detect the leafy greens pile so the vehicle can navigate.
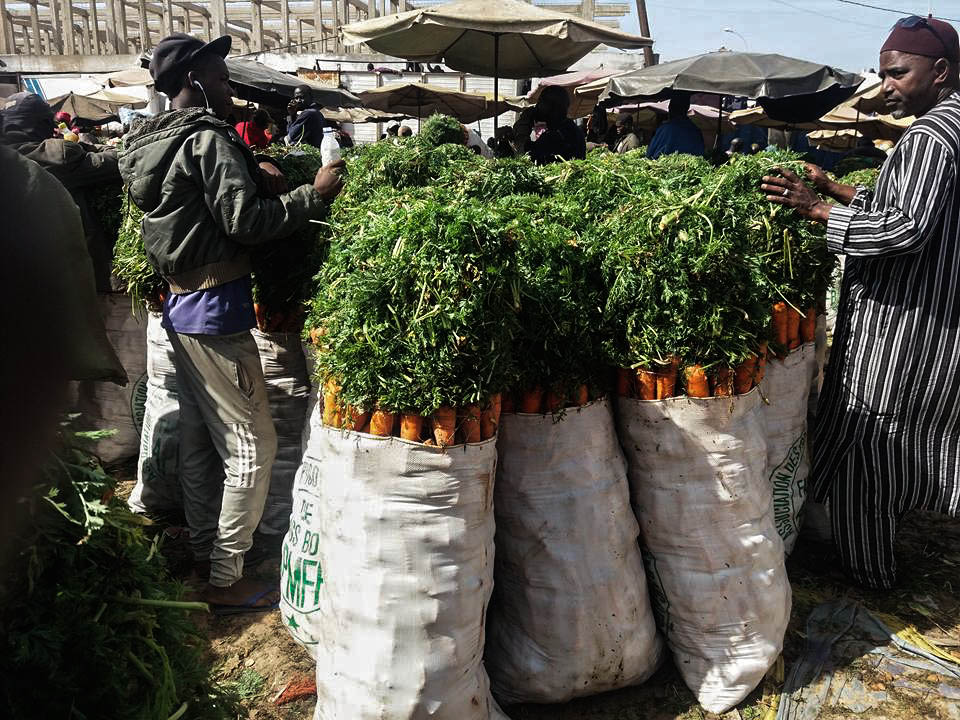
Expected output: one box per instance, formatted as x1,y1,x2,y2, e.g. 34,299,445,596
840,167,880,190
309,115,834,409
0,426,240,720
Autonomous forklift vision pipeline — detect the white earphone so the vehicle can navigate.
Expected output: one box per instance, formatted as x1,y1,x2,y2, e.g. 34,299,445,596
192,79,213,114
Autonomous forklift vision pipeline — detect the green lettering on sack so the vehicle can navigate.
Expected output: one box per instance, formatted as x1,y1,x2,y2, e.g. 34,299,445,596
282,542,324,611
770,433,806,541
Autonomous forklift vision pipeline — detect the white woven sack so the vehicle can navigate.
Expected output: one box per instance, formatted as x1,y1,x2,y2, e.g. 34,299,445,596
485,398,664,704
761,344,818,555
252,330,310,537
68,293,148,463
282,405,507,720
129,312,181,515
615,389,791,714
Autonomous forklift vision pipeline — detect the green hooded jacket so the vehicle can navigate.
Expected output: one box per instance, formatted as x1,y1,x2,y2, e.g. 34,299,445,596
119,108,326,293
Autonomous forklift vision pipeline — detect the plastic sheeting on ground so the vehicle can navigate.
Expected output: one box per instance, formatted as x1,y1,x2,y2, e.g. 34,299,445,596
777,599,960,720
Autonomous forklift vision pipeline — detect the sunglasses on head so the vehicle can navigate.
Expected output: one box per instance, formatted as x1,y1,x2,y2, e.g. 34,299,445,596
894,15,953,58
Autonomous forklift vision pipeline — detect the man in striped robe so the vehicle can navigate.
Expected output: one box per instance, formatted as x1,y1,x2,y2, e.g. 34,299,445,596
761,16,960,589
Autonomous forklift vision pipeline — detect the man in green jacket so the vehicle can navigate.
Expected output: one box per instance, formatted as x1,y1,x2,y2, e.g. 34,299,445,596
1,92,122,291
119,33,344,612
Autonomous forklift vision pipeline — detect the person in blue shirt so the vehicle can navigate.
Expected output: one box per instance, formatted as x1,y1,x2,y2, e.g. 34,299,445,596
646,93,706,159
286,84,325,147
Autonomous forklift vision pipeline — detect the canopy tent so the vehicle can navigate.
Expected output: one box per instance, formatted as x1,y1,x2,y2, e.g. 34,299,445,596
106,68,153,88
618,100,735,134
838,73,889,114
340,0,650,131
730,103,912,140
226,59,362,109
323,107,409,124
358,83,516,125
587,51,863,123
807,128,870,151
519,67,619,118
49,90,147,124
136,52,363,109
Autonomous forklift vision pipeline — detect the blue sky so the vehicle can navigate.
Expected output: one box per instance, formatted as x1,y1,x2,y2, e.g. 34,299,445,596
618,1,960,72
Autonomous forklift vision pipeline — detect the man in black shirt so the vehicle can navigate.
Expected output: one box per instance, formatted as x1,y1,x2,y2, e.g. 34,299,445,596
515,86,586,165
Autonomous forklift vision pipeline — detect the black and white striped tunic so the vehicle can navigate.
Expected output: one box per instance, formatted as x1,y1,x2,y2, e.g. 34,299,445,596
812,91,960,587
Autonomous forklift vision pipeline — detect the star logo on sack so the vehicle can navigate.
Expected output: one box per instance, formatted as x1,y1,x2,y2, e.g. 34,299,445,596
287,614,300,631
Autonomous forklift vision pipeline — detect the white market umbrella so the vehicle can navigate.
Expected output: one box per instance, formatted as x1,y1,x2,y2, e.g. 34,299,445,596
49,90,147,123
340,0,651,131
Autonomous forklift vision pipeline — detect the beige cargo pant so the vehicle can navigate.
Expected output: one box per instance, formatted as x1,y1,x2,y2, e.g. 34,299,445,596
167,329,277,587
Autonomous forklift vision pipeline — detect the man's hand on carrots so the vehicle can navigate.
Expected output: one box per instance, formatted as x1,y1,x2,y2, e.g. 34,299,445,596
760,167,832,224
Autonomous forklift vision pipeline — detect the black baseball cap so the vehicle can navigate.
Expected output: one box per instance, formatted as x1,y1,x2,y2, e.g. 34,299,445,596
1,92,55,137
150,33,232,96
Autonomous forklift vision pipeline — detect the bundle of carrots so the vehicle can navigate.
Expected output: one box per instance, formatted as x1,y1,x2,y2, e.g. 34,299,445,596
617,349,768,401
770,302,818,354
501,384,592,414
322,379,502,447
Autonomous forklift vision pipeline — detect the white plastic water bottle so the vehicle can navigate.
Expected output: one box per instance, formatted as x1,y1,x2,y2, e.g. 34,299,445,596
321,127,341,165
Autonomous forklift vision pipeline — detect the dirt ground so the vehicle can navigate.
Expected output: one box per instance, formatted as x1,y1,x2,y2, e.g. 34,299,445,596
202,513,960,720
116,467,960,720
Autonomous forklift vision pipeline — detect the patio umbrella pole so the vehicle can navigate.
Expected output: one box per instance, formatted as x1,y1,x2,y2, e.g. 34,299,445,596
493,33,500,135
716,97,724,156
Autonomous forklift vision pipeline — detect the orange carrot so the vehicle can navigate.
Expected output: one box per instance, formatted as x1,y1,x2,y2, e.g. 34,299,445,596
756,342,768,383
501,392,516,414
322,378,340,427
432,406,457,447
637,369,657,400
520,387,544,413
656,358,679,399
400,413,424,441
772,302,789,347
800,307,817,343
734,355,757,395
544,390,564,413
616,368,634,398
480,393,502,440
711,367,733,397
685,365,711,398
574,384,589,406
370,409,395,437
343,406,370,432
460,404,482,443
787,306,801,349
254,303,267,331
